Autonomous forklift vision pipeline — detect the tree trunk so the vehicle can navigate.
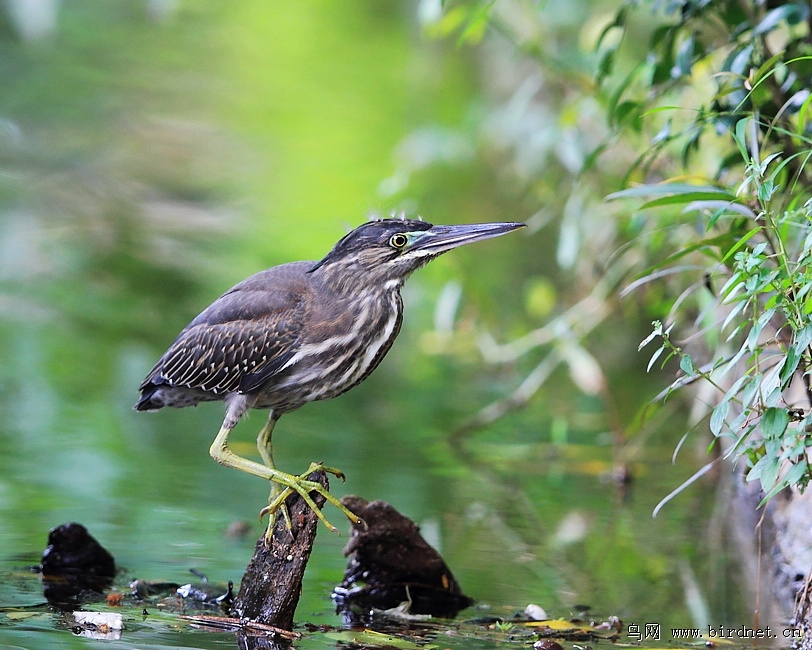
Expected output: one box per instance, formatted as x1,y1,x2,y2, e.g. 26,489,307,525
231,470,327,631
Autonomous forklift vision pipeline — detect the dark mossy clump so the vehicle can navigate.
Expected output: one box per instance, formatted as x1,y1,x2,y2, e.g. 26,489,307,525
332,496,474,623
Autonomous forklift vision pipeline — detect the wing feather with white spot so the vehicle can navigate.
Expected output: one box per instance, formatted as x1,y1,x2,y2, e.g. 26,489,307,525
138,263,311,397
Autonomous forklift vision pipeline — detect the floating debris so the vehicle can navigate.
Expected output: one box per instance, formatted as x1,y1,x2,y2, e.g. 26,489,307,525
71,611,123,640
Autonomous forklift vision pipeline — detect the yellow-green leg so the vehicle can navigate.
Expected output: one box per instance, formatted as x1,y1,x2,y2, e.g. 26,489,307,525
208,414,361,536
256,413,292,533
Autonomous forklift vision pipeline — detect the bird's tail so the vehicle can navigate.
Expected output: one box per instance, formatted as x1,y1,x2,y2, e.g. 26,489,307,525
133,387,162,412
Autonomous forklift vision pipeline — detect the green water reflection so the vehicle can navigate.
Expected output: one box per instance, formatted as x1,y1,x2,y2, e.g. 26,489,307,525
0,1,754,648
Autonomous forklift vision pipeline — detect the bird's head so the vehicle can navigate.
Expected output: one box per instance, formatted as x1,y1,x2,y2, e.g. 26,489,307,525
309,218,525,287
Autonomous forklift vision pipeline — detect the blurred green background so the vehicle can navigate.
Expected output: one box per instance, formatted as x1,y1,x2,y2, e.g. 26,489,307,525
0,1,753,647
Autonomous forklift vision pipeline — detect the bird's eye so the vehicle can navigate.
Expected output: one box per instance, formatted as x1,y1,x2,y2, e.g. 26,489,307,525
389,233,409,249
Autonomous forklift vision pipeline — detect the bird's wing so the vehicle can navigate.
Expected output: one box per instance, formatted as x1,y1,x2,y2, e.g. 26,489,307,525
140,265,310,396
147,318,299,395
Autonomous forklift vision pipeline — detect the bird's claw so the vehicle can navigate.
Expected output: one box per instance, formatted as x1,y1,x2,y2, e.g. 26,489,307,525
258,463,361,540
307,462,346,482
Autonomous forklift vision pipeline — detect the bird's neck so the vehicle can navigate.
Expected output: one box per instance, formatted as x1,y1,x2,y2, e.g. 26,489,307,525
317,262,406,297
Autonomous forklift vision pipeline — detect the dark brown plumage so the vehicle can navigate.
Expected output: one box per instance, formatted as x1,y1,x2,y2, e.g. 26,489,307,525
135,217,524,533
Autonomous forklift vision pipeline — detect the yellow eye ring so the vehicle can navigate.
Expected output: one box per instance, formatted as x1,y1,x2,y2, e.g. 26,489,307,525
389,233,409,249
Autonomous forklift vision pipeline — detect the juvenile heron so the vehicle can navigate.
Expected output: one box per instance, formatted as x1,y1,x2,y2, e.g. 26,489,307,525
135,218,524,534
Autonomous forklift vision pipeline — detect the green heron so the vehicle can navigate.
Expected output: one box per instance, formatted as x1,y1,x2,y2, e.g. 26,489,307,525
135,218,524,534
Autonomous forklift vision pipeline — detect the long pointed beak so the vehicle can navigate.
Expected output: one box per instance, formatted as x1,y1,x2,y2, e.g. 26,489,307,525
411,222,525,254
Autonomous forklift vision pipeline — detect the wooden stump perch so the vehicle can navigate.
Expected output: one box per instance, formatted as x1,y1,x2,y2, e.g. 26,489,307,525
231,470,329,631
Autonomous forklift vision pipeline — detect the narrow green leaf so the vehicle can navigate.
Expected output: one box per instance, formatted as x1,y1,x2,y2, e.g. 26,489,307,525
795,323,812,350
723,423,758,461
760,151,783,169
746,322,763,351
753,51,790,85
720,372,751,405
638,328,660,351
733,118,750,161
745,308,775,351
725,321,747,343
647,345,665,372
740,378,760,411
758,461,808,507
660,349,677,370
797,88,812,136
781,347,803,385
652,459,721,517
625,235,735,291
639,191,739,209
719,271,743,297
767,150,808,182
746,453,768,482
710,400,729,437
762,362,787,406
720,226,763,263
683,200,757,219
606,183,729,201
706,205,727,229
721,298,747,331
780,324,812,384
759,451,781,489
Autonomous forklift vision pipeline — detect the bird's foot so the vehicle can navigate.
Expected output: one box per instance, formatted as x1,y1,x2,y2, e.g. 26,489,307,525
258,462,363,541
260,483,294,543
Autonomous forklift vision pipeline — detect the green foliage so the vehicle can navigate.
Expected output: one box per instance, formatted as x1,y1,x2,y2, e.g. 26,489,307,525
424,0,812,509
600,0,812,504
